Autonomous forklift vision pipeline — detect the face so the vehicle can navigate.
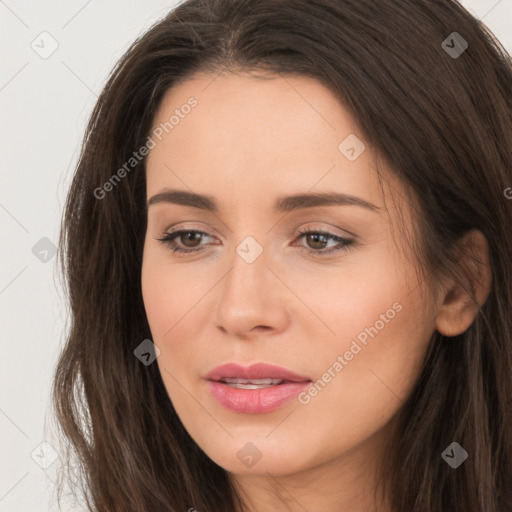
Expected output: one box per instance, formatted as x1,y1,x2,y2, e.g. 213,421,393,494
141,71,439,478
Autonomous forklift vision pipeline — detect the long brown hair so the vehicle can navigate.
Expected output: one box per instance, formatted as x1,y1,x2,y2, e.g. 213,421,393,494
51,0,512,510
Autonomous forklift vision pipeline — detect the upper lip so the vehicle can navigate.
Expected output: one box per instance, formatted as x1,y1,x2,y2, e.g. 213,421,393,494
204,362,312,382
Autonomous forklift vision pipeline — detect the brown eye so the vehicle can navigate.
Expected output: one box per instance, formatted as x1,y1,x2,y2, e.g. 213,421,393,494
178,231,203,248
295,229,355,256
156,230,211,254
304,232,329,250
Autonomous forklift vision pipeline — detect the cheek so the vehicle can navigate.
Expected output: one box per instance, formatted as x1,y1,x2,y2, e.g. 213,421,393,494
141,245,208,339
303,290,433,447
296,247,406,350
298,253,433,432
141,253,204,420
141,259,175,339
141,249,189,381
141,246,212,383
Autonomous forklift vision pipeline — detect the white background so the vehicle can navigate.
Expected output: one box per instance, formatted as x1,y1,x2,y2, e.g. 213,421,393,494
1,1,511,510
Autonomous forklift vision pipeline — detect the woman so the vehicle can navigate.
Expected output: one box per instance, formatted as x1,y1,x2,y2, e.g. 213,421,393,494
52,0,512,510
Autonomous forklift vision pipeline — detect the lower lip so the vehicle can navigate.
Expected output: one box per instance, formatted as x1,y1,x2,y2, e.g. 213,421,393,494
206,380,311,414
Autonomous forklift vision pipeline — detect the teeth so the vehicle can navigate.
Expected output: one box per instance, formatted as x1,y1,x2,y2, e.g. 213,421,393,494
225,383,278,389
221,378,284,385
220,378,284,389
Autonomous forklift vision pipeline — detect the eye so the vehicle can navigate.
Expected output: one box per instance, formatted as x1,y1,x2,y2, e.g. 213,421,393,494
156,229,213,254
294,228,354,256
156,228,355,256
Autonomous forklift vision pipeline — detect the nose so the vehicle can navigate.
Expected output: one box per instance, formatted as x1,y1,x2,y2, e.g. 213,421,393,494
214,242,289,339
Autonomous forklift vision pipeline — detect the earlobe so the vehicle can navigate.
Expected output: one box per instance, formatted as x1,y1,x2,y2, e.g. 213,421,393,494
434,230,492,337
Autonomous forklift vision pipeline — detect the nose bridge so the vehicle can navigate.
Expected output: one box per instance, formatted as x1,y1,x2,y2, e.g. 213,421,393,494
214,233,285,335
223,234,270,303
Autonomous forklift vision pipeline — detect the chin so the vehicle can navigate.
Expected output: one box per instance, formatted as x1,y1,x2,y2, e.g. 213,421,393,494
198,436,314,477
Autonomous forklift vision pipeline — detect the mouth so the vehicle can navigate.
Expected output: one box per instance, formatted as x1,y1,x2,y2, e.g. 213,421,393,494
204,363,312,414
217,377,288,389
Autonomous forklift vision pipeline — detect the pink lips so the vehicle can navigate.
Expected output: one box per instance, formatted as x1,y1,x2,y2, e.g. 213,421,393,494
204,362,312,414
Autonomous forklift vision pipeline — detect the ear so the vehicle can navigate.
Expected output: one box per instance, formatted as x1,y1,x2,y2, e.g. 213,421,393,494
434,229,492,337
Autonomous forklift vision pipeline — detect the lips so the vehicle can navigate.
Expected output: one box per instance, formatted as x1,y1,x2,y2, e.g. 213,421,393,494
204,362,312,383
204,363,312,414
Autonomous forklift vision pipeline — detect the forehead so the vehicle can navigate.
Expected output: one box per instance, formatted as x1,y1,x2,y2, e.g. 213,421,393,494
149,72,357,154
146,72,385,207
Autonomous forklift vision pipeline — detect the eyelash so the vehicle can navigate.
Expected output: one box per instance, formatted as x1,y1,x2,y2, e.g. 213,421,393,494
156,228,354,257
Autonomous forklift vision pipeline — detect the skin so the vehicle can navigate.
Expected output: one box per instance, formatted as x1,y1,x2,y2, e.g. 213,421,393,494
141,71,491,512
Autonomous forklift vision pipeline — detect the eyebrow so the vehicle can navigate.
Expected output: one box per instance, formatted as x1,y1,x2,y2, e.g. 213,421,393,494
147,189,383,213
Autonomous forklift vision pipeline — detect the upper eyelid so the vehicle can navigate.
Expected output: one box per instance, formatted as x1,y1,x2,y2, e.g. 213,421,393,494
163,224,221,240
162,227,352,246
162,222,356,239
